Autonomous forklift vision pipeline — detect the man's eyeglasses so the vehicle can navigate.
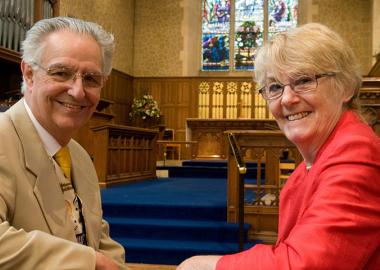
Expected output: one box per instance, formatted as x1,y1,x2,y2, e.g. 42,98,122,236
258,72,336,101
32,63,105,90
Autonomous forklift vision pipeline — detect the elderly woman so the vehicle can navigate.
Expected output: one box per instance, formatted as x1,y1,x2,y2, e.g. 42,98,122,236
177,23,380,270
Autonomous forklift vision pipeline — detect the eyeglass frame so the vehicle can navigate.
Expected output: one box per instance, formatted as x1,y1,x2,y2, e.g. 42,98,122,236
31,62,105,91
258,72,336,101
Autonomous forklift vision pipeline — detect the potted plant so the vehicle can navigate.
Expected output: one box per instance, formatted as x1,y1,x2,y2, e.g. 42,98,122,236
129,94,161,128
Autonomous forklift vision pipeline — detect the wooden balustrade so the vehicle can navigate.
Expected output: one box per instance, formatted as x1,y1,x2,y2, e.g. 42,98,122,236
226,130,302,243
91,124,158,187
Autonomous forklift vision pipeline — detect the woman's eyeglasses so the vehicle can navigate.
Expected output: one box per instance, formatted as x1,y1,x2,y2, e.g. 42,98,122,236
258,72,336,100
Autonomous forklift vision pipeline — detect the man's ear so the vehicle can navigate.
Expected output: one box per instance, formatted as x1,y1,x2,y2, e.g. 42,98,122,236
21,61,34,91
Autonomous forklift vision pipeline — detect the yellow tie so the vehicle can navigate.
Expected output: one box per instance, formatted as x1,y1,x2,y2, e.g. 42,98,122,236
54,146,71,180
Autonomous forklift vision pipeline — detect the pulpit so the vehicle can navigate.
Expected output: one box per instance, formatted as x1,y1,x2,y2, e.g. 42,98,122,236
186,118,278,159
91,124,158,187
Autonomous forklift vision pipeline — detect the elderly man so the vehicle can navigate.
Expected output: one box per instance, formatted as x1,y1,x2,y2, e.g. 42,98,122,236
0,17,127,269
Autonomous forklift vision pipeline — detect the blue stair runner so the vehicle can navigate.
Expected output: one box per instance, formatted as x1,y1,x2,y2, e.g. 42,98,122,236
101,161,261,265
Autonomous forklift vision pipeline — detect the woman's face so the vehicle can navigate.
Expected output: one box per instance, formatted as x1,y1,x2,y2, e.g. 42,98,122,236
267,73,346,162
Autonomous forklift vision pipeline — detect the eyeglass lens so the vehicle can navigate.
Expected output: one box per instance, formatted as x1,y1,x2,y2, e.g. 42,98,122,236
46,66,103,88
265,75,318,99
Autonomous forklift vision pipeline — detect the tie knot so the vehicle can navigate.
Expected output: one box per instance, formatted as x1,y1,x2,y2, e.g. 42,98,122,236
54,146,71,179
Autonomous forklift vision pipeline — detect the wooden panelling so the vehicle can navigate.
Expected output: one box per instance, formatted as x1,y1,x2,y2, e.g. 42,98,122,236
0,48,22,103
102,69,134,125
360,77,380,136
133,77,255,159
133,78,194,137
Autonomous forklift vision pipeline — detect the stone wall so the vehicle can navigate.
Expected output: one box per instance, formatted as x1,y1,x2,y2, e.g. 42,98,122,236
373,0,380,65
311,0,372,75
133,0,184,77
59,0,134,75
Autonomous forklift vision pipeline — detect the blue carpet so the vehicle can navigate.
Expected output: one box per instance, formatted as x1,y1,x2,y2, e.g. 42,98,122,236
101,177,260,265
158,160,265,180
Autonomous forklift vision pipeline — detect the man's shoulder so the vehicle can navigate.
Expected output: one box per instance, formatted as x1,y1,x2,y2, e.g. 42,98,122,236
69,139,87,153
68,139,92,162
0,112,16,136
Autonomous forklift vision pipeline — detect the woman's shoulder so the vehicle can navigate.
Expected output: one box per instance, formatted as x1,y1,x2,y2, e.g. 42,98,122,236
316,110,380,167
335,111,380,146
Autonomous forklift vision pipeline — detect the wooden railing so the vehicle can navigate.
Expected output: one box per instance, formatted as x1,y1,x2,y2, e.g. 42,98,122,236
226,130,302,243
91,124,158,187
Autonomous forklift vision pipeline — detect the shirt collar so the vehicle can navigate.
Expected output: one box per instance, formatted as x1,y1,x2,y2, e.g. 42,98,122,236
23,99,61,157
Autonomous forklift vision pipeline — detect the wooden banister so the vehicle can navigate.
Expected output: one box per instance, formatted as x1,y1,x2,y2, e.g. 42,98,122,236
225,130,302,243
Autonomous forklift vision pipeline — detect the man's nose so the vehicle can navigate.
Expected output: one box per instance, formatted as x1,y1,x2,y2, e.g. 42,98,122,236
68,74,86,99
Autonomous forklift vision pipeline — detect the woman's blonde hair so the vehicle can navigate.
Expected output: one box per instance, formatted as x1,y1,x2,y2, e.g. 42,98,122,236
254,23,362,111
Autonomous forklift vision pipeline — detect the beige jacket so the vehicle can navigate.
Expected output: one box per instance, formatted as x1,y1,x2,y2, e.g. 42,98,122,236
0,100,127,269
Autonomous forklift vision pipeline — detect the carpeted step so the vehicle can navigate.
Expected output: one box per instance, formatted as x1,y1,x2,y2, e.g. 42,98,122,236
103,203,226,221
118,237,259,265
164,166,228,178
101,177,261,265
105,217,250,242
159,165,264,179
158,160,265,179
181,160,260,167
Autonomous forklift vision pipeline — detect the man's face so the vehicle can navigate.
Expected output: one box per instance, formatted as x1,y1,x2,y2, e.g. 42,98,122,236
22,30,103,144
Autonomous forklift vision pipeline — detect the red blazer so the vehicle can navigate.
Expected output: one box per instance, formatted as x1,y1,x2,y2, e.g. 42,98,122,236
217,111,380,270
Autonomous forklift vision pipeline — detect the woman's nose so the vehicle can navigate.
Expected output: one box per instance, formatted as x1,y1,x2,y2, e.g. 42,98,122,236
280,84,300,105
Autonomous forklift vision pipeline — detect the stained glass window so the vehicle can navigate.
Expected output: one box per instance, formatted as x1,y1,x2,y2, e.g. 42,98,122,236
268,0,298,38
202,0,231,71
234,0,264,70
201,0,298,71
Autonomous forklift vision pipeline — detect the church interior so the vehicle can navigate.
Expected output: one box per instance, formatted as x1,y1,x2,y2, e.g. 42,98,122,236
1,0,380,269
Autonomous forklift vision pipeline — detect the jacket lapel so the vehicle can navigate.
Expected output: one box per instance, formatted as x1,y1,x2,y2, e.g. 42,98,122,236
7,100,76,241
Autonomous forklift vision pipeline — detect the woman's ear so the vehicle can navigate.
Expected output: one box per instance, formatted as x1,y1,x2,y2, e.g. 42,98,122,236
21,61,34,91
342,88,356,104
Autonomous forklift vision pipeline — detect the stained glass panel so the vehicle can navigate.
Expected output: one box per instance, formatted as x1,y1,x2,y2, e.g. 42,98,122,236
268,0,298,37
201,0,298,72
234,0,264,70
202,0,231,71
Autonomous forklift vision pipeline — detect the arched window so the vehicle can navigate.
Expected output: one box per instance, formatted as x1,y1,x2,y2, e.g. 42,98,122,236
202,0,298,71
